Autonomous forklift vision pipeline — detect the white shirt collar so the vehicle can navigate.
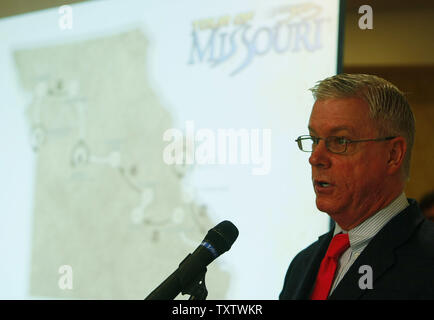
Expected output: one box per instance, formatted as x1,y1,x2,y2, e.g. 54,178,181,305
333,192,409,250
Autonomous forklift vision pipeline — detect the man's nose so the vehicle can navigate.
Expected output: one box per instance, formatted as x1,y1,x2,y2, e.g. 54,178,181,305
309,139,331,168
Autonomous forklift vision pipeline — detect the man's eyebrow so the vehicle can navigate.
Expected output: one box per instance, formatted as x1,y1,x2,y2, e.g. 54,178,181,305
330,126,355,134
308,125,355,135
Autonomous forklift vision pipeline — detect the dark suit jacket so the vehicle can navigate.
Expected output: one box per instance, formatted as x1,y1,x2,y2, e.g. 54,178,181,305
279,199,434,300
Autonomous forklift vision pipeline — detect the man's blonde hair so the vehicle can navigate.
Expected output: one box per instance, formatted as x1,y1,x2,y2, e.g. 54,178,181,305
309,73,415,180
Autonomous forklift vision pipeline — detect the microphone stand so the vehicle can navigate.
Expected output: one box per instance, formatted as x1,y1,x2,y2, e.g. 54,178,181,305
145,253,209,300
181,268,208,300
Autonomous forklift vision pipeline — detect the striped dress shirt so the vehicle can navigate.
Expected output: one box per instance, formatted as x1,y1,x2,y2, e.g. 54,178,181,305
329,192,409,296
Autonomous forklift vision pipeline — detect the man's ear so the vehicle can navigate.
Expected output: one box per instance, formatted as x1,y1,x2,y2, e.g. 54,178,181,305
387,137,406,175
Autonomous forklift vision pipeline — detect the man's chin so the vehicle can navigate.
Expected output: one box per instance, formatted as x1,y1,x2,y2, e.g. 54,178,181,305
315,197,339,216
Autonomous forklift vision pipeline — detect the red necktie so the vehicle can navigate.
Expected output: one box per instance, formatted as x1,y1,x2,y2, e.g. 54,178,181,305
310,233,350,300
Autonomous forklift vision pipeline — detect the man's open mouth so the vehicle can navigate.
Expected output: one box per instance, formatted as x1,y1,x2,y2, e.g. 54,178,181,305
315,180,332,188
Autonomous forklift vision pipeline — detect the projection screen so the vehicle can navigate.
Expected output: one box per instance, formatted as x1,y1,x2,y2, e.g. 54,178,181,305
0,0,342,299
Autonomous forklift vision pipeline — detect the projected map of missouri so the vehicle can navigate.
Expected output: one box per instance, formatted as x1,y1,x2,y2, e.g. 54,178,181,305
14,29,229,299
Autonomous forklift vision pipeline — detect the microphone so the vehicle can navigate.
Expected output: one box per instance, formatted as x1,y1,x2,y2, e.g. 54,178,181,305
145,220,239,300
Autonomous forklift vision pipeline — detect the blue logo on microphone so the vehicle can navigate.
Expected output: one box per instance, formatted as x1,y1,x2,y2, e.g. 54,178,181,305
201,241,218,258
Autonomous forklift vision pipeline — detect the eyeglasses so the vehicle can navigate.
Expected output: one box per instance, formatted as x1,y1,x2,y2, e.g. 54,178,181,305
295,135,396,154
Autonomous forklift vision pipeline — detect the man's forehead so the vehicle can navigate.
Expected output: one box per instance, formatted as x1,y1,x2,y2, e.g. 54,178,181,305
308,97,374,135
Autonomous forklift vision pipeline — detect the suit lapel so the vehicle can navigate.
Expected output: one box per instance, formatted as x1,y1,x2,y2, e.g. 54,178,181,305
329,201,424,300
295,231,333,299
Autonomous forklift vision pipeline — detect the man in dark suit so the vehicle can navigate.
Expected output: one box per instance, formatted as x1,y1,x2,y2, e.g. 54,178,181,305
280,74,434,300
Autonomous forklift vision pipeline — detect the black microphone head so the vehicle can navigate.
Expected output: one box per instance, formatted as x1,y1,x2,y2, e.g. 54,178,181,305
203,220,239,256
